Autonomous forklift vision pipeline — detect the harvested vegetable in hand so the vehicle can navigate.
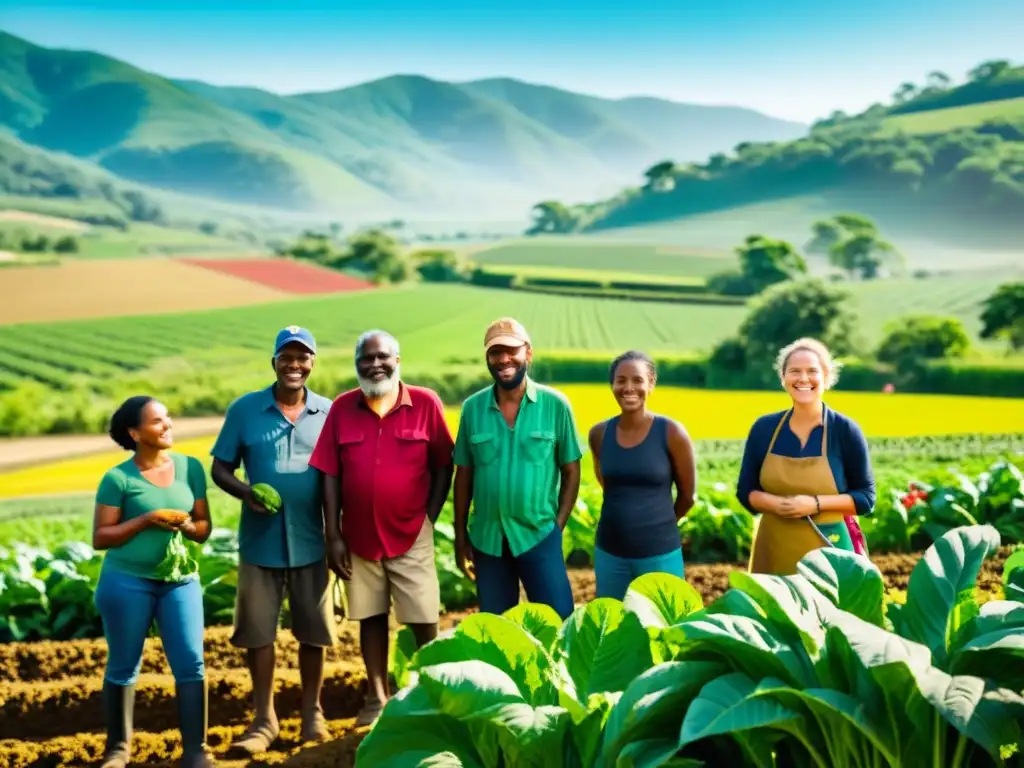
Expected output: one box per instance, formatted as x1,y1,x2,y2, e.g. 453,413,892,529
151,509,189,525
152,531,199,582
251,483,283,514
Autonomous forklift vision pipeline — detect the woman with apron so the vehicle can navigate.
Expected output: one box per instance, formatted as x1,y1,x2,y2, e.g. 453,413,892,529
735,338,875,575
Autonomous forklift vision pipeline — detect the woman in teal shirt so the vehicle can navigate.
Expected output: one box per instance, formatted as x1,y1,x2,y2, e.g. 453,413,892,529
92,396,215,768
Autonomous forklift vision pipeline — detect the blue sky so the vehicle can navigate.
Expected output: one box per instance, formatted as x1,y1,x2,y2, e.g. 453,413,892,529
3,0,1022,122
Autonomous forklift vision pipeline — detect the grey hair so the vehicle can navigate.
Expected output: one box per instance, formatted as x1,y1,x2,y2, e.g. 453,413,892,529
354,329,400,361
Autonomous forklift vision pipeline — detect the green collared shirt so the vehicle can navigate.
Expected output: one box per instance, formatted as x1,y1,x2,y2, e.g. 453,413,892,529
453,377,584,557
211,385,332,569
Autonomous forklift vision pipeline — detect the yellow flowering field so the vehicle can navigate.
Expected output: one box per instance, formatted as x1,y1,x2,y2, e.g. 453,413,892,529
0,385,1020,499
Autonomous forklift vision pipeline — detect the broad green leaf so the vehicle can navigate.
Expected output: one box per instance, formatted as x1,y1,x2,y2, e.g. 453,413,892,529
797,547,885,627
599,660,726,768
375,752,482,768
727,571,833,661
414,613,559,705
570,692,619,768
556,599,654,702
677,673,806,768
389,625,420,690
898,524,1001,666
664,614,807,687
1002,549,1024,586
615,739,694,768
503,602,562,652
914,668,1024,761
623,572,705,629
948,624,1024,691
354,684,484,766
704,588,766,622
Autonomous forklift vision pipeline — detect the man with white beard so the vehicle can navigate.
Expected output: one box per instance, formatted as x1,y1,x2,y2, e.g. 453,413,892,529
308,330,455,727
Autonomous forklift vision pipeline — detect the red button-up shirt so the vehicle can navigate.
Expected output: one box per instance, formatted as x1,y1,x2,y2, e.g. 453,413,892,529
308,383,454,561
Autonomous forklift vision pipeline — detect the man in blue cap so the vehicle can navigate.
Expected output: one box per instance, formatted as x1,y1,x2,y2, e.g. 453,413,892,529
210,325,334,754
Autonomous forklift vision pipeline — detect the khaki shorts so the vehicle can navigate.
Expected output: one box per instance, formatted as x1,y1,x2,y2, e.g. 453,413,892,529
346,517,440,624
231,559,336,648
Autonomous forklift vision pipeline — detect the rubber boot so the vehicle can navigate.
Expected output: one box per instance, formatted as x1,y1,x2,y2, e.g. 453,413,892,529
101,680,135,768
176,679,215,767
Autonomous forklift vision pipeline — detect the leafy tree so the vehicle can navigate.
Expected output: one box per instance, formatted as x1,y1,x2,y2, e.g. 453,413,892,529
926,71,952,89
735,235,807,293
53,236,79,254
736,279,860,375
643,160,678,191
980,281,1024,351
526,201,578,235
411,248,471,283
969,60,1012,81
806,213,902,279
893,82,918,103
876,315,971,364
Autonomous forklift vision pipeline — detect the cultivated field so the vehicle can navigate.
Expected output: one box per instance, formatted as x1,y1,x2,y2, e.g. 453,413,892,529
0,258,291,325
0,210,90,231
468,237,734,276
2,385,1021,499
184,258,375,294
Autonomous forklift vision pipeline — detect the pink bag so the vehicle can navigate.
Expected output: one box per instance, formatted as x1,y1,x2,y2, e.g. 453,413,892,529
844,516,868,556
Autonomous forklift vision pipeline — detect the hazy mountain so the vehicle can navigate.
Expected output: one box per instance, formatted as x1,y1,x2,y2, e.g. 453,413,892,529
0,29,807,215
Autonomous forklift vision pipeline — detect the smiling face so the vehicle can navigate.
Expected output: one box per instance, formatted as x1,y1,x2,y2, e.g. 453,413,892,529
356,334,400,397
782,348,826,404
273,341,315,393
611,359,654,414
486,343,531,390
130,400,173,450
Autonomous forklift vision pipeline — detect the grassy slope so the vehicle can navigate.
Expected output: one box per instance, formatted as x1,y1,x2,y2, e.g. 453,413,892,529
0,30,806,213
577,72,1024,252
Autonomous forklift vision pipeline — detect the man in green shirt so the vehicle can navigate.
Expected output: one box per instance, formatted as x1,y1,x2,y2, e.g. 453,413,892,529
453,317,582,619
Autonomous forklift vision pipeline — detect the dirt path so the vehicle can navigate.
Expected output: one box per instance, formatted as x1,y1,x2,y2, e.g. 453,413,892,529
0,416,225,472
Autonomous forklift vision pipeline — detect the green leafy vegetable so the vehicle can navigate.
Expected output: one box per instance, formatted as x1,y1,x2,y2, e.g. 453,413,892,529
152,531,199,582
250,483,282,513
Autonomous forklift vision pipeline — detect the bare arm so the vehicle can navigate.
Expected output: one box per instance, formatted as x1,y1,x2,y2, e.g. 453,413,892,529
92,504,165,550
322,470,342,541
667,420,697,520
211,458,269,514
453,465,473,542
426,463,454,524
556,460,582,529
181,498,212,543
587,422,606,488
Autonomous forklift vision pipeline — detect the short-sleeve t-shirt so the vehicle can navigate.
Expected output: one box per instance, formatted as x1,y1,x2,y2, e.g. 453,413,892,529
95,452,208,581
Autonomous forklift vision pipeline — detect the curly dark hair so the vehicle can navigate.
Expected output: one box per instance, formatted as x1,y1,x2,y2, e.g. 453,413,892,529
109,395,155,451
609,350,657,385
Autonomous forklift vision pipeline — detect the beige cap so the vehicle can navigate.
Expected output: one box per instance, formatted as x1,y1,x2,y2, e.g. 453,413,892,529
484,317,531,350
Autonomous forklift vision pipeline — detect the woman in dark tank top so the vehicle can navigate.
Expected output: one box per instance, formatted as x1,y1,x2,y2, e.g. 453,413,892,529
587,351,698,600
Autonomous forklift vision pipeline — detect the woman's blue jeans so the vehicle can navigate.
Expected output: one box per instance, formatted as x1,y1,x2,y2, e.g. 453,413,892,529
594,545,685,601
94,567,206,685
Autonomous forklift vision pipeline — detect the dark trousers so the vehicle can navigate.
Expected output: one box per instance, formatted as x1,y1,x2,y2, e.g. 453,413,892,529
472,524,575,620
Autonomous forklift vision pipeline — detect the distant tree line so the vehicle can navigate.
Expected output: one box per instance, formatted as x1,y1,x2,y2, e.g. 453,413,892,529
0,229,79,254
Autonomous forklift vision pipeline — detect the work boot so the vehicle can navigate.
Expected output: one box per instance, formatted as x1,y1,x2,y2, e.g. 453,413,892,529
101,680,135,768
176,679,215,767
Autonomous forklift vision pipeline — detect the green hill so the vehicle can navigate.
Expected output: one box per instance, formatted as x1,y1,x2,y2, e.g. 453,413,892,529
565,61,1024,245
0,30,806,215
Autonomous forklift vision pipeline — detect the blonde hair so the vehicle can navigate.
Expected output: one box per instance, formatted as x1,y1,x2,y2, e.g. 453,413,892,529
773,337,842,389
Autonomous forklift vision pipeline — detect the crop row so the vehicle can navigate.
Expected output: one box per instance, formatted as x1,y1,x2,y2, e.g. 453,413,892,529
358,526,1024,766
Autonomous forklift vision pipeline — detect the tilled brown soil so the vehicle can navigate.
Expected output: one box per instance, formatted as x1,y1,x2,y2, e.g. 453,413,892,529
0,553,1013,767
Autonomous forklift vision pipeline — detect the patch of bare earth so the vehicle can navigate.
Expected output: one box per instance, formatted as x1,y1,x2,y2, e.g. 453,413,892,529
0,258,289,325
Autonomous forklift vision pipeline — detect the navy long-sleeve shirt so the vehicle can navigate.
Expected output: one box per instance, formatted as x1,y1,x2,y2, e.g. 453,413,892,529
735,407,876,516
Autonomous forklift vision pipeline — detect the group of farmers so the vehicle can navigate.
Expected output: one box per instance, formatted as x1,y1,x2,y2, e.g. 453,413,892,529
89,318,876,767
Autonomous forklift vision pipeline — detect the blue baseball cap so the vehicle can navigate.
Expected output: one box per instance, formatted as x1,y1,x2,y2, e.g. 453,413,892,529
274,325,316,355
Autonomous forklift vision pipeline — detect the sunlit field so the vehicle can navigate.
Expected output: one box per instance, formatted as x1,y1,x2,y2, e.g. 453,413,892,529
1,384,1020,499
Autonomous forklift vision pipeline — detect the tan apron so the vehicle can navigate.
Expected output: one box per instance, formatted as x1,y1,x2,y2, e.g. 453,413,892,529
747,409,846,575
